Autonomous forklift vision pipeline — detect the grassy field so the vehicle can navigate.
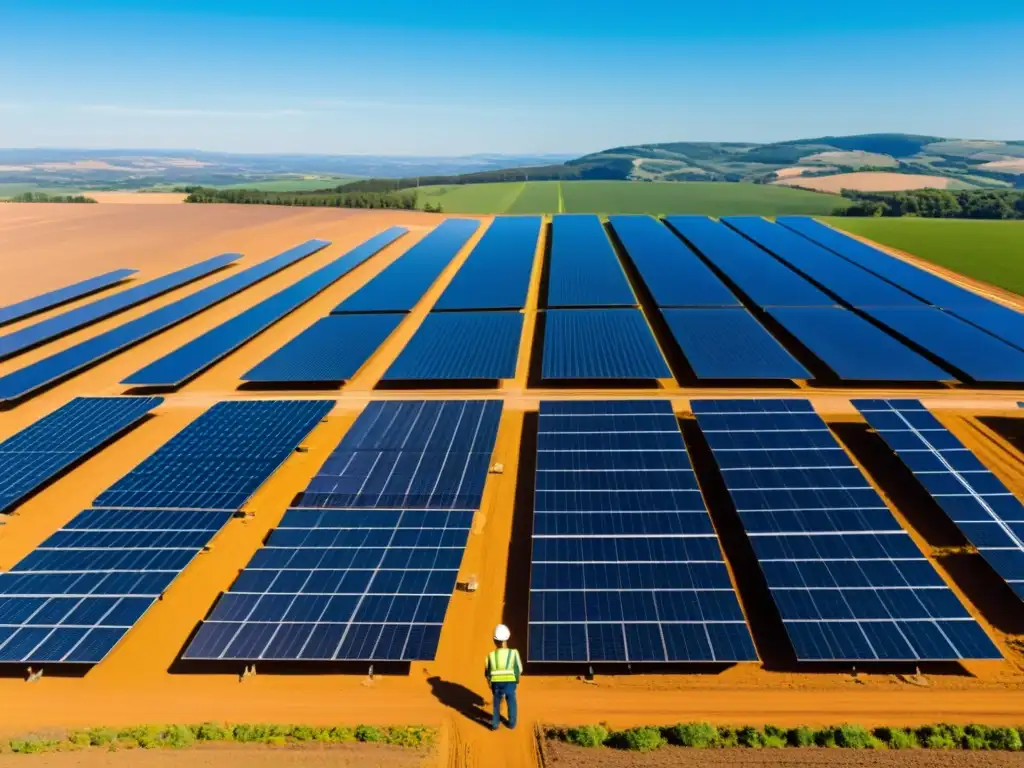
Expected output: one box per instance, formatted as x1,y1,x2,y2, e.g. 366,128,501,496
212,176,359,191
414,180,846,216
0,182,84,199
826,217,1024,296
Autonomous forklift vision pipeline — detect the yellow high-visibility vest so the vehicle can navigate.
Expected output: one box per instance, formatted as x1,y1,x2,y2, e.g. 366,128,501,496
486,647,521,683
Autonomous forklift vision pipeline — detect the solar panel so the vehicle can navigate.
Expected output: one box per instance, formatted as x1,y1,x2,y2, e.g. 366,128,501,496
0,508,232,664
854,399,1024,602
766,307,952,381
542,309,671,380
183,399,504,662
333,219,479,313
664,216,834,308
0,269,137,327
547,215,636,308
861,307,1024,383
123,230,404,387
0,254,239,360
722,217,922,308
662,308,810,380
607,215,740,308
95,400,333,511
432,216,540,310
529,400,757,663
296,400,502,511
0,244,328,404
242,314,403,383
382,312,522,381
691,399,1000,661
0,397,162,514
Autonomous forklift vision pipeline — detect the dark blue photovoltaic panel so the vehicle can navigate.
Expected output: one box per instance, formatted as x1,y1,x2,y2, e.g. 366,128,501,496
433,216,540,310
861,307,1024,383
542,309,670,380
854,399,1024,602
124,230,403,387
547,215,636,308
692,398,1000,661
296,400,502,511
529,399,756,663
0,243,330,404
777,217,1024,348
382,312,522,381
0,269,137,327
95,400,333,511
0,254,239,360
243,314,403,383
767,307,952,381
0,508,231,664
607,215,740,308
664,216,834,308
0,397,162,513
723,217,922,308
662,308,809,380
182,507,471,661
334,219,479,313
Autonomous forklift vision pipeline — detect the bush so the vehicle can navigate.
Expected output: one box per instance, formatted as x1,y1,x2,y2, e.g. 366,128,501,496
290,726,315,742
86,727,118,746
814,727,837,748
985,727,1022,751
328,726,356,743
621,727,666,752
385,726,433,748
232,724,270,743
566,724,608,748
917,725,956,750
162,725,194,749
192,722,230,741
874,727,917,749
787,726,814,747
355,725,384,743
835,724,878,749
669,722,718,747
737,726,765,748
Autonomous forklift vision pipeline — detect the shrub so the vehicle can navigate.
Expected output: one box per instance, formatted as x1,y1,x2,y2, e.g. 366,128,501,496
565,724,608,748
737,726,765,748
669,722,718,747
9,738,55,754
385,726,433,748
162,725,195,749
192,722,230,742
985,727,1022,751
86,727,118,746
328,726,356,743
232,723,269,743
814,727,837,748
917,725,955,750
618,727,666,752
835,724,878,749
290,725,315,742
787,726,814,747
355,725,384,743
874,727,917,749
717,726,739,747
68,730,91,747
763,733,787,749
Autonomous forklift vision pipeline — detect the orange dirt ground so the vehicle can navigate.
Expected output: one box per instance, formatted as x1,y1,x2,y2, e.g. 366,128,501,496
0,203,1022,768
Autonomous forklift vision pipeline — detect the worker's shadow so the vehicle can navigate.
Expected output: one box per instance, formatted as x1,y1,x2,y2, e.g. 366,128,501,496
426,677,494,729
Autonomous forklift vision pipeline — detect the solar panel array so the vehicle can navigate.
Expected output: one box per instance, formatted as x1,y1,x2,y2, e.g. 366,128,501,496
433,216,540,311
664,216,834,308
183,399,502,662
333,219,479,313
0,254,239,360
766,307,951,381
124,231,402,387
0,400,331,665
854,399,1024,602
530,400,757,663
0,397,162,513
547,215,635,308
0,269,137,327
662,308,810,380
691,399,1000,661
542,309,670,380
96,400,333,511
382,311,522,381
0,244,329,403
243,314,404,383
607,215,740,308
723,217,921,308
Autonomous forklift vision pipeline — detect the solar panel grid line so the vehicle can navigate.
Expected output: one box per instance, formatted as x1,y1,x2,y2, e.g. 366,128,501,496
333,219,480,314
0,244,334,403
541,309,671,380
433,216,541,311
546,215,636,308
123,230,402,387
691,398,1001,661
0,254,240,361
0,269,138,327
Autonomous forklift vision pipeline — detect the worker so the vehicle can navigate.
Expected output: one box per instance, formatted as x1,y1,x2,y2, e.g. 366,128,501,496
485,624,522,731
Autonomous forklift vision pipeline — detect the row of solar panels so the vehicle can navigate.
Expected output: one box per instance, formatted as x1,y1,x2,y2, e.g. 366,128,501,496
2,213,1024,400
1,394,1020,666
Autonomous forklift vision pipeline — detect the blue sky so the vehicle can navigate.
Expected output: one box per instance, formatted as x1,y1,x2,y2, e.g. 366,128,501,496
2,0,1023,155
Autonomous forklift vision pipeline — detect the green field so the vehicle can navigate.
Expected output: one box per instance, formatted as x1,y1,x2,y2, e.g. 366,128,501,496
0,183,84,199
826,217,1024,296
415,180,846,216
212,176,359,191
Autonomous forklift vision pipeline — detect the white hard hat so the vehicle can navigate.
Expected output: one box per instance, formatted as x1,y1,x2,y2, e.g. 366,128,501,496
494,624,511,642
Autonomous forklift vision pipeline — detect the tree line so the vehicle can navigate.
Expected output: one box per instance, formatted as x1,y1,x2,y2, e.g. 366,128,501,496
835,189,1024,219
6,192,97,203
183,187,424,210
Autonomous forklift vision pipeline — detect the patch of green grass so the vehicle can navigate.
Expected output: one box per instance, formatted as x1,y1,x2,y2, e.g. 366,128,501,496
0,183,83,199
213,176,359,191
824,217,1024,296
414,182,525,213
506,181,560,213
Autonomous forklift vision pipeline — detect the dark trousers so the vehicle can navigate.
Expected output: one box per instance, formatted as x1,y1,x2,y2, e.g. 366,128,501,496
491,682,518,730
